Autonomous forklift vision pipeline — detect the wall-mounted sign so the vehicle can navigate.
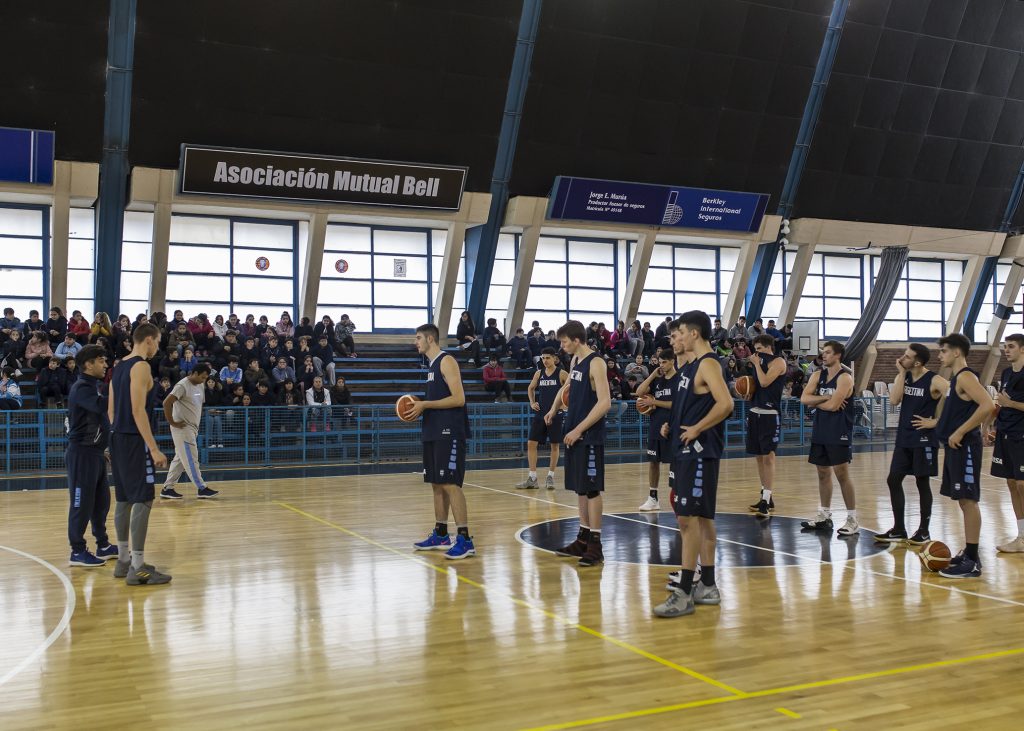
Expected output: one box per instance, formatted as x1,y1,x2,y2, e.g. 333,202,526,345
0,126,54,185
335,259,349,274
394,259,407,278
255,256,270,271
179,145,467,210
547,176,770,233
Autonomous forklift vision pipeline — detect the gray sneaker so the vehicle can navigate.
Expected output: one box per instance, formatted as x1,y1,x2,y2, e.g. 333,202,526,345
693,582,722,605
113,559,155,579
515,476,538,489
545,474,555,489
126,564,172,586
653,588,694,618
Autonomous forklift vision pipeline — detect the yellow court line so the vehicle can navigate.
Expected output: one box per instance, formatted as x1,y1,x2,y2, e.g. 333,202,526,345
273,500,745,697
775,707,801,719
519,645,1024,731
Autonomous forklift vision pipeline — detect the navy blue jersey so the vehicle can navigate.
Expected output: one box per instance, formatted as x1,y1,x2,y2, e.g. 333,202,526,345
111,356,152,434
895,370,939,449
936,367,981,446
996,366,1024,438
670,352,726,460
811,366,854,446
564,352,605,445
751,353,785,411
534,367,563,416
423,352,469,440
66,374,110,450
648,372,679,438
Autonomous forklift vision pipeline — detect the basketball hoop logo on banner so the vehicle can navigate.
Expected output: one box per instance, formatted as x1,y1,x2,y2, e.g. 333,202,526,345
255,256,270,271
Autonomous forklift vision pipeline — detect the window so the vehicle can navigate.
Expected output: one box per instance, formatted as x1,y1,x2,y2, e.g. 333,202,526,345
0,204,48,317
977,261,1024,343
795,254,864,339
165,214,298,321
67,208,95,317
120,211,154,317
872,257,959,342
524,236,617,331
484,233,518,330
635,242,731,324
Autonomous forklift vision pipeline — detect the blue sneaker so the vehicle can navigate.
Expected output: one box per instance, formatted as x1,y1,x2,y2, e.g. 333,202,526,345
95,544,119,561
444,534,476,560
939,556,982,578
69,550,105,568
413,530,452,551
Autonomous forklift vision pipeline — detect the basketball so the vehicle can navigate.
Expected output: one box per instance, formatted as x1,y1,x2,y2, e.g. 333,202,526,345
395,393,420,422
918,540,952,571
735,375,755,398
561,384,570,407
636,396,655,415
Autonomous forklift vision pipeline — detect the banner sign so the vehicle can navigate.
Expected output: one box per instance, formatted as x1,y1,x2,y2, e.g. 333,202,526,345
179,145,467,210
547,176,769,233
0,127,55,185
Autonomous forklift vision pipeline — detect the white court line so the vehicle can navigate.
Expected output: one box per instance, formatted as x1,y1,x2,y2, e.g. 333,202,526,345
464,480,1024,609
0,545,76,688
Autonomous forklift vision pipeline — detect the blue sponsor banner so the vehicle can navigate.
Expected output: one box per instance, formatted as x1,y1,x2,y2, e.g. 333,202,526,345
547,176,769,233
0,127,55,185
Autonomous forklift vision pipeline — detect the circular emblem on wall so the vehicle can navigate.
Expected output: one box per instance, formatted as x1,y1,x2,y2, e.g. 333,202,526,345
335,259,349,274
255,256,270,271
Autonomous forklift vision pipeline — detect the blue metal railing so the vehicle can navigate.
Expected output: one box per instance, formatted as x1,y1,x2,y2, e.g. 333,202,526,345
0,396,893,476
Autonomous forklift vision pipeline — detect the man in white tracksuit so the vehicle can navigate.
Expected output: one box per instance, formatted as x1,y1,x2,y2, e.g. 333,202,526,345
159,362,220,500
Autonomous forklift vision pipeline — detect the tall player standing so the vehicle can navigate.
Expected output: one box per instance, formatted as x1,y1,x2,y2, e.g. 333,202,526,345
745,334,787,517
634,348,678,511
799,340,859,536
108,323,171,585
653,312,733,618
934,334,993,578
988,333,1024,553
515,347,567,489
875,344,946,544
410,324,475,559
546,321,610,566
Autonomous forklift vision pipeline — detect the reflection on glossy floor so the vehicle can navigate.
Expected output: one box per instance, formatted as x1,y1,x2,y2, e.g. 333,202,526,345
3,450,1024,730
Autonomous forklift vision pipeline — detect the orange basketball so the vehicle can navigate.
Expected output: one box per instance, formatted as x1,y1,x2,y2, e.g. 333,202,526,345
735,375,755,398
561,384,570,407
918,540,952,572
396,394,420,422
636,397,655,415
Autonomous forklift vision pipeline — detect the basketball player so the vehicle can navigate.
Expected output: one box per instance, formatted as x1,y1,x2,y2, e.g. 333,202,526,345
874,344,946,544
160,362,220,500
653,312,733,618
546,320,610,566
799,340,859,536
988,333,1024,553
66,345,117,567
410,324,475,559
108,323,171,585
515,347,567,489
634,348,678,511
745,334,787,517
935,333,993,578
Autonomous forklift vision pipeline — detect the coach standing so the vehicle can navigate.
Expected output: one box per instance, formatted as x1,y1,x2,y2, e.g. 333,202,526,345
67,345,118,567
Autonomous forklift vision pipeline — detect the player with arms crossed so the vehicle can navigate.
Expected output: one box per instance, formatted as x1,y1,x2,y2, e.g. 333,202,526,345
653,312,733,618
515,347,567,489
745,333,787,517
634,348,678,511
410,324,475,559
875,344,946,544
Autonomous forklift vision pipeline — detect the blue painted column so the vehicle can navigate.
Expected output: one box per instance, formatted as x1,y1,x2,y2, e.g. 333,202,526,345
94,0,137,316
745,0,850,322
465,0,543,326
962,161,1024,340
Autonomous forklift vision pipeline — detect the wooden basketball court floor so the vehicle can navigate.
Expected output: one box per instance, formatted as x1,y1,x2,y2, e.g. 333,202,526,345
2,448,1024,730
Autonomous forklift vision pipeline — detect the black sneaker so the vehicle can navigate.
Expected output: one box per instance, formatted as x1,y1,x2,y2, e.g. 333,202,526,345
197,487,220,499
800,512,833,532
907,529,931,546
753,499,772,518
578,539,604,567
874,527,908,543
160,487,184,500
748,496,775,513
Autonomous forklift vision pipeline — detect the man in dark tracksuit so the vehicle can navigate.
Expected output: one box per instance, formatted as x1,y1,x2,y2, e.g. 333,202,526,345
67,345,117,567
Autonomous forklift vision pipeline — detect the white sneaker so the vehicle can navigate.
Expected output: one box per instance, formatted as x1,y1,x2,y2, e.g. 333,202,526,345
544,474,555,489
997,535,1024,553
639,496,660,511
515,476,538,489
693,582,722,605
837,515,860,537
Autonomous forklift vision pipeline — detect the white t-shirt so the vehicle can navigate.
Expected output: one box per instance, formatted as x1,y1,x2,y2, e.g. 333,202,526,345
171,378,205,430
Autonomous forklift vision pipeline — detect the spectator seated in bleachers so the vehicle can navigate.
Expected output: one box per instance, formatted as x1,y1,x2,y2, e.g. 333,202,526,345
272,357,297,391
37,357,71,407
507,328,531,370
311,334,336,385
456,310,482,365
296,354,321,391
624,375,639,399
44,306,67,348
305,375,331,407
294,316,314,340
624,354,649,381
335,313,357,357
608,320,631,358
482,318,506,357
710,317,727,345
626,320,645,357
219,356,244,389
211,330,241,369
641,321,655,356
26,331,54,370
262,334,284,370
483,354,512,402
54,332,82,360
155,376,173,405
188,313,215,351
63,356,79,385
527,326,546,367
158,346,181,384
89,312,113,343
276,311,295,339
22,310,45,339
0,366,23,410
243,358,267,393
1,329,26,371
179,347,199,376
251,380,277,406
0,307,22,340
67,310,90,344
